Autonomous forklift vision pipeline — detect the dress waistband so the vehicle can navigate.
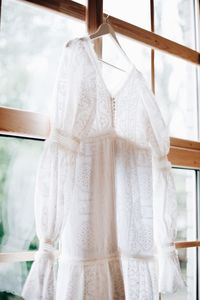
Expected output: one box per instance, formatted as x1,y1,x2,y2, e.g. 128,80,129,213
59,252,155,265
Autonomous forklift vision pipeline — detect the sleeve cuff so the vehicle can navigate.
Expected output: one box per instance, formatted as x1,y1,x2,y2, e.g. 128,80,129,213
154,155,172,170
47,127,80,154
158,244,186,293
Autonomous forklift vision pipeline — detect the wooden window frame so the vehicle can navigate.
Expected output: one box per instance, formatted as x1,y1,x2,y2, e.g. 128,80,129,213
0,0,200,263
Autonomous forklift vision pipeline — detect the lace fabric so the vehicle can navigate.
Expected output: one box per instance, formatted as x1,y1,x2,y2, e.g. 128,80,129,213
21,37,185,299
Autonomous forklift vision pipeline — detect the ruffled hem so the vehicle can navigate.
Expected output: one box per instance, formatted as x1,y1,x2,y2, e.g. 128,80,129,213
56,256,158,300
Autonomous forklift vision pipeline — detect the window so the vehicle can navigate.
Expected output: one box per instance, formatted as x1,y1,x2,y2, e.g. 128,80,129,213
0,136,41,296
0,0,86,112
155,54,198,140
0,0,199,299
165,169,197,299
104,0,150,29
154,0,196,49
0,0,86,297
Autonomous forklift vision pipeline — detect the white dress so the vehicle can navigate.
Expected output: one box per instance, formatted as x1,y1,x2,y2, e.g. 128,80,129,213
22,36,185,300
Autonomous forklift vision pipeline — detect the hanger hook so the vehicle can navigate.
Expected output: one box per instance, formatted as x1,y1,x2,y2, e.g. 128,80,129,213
105,14,110,23
103,14,110,24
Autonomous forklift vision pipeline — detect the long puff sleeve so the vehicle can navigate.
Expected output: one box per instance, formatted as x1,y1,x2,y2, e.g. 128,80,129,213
21,42,79,300
138,73,186,294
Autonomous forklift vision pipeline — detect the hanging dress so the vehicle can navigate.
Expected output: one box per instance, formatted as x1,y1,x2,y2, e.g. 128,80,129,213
21,36,185,300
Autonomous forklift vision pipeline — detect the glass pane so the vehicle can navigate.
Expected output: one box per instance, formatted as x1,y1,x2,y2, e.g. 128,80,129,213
104,0,150,30
0,0,86,112
0,261,32,299
100,34,151,93
0,137,42,296
162,169,197,299
155,0,196,49
0,137,42,252
74,0,86,4
172,169,196,241
155,53,198,140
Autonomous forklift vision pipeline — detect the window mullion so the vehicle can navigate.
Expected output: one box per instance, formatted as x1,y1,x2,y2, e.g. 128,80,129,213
150,0,155,94
86,0,103,58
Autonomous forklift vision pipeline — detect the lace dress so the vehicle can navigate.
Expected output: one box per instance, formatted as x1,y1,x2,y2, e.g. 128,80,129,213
22,36,185,300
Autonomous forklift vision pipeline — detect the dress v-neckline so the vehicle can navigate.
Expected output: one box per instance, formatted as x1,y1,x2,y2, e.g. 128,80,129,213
80,36,136,100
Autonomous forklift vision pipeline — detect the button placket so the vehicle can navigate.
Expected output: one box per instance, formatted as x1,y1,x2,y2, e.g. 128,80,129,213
111,96,116,128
